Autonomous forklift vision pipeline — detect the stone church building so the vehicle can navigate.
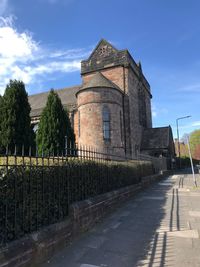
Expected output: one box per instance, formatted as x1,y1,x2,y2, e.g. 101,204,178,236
29,39,175,159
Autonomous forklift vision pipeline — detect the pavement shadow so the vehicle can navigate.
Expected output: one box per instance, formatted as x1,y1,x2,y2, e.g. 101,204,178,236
130,176,177,267
41,173,194,267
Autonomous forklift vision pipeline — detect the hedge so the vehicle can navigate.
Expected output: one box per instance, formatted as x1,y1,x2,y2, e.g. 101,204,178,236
0,159,154,245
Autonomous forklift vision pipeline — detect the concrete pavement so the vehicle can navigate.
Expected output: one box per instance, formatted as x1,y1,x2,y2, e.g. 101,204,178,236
41,171,200,267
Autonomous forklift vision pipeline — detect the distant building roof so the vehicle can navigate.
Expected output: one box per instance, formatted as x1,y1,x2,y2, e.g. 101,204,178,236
141,126,172,150
29,85,81,117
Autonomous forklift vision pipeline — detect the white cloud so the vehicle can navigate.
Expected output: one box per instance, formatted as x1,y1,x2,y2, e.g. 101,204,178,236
0,17,38,58
0,16,90,95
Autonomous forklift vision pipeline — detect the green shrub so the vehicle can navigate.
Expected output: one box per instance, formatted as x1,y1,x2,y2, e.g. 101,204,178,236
178,157,199,168
0,159,153,245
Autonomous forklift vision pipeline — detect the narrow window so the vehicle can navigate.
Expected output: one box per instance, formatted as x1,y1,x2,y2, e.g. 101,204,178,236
120,110,123,142
103,106,110,140
78,111,81,137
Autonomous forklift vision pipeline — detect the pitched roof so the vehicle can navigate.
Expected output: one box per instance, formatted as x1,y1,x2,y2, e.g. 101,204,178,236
87,39,118,61
81,39,151,96
29,85,81,117
80,72,121,91
141,126,172,150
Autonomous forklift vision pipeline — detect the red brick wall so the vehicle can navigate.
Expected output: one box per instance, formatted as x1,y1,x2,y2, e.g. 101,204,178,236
82,66,125,91
77,87,125,156
81,64,152,157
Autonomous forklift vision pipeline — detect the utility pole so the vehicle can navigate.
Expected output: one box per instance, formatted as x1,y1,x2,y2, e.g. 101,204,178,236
176,115,191,169
186,135,197,187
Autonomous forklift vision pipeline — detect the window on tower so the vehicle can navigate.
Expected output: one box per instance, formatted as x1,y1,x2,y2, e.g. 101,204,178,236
78,111,81,137
120,110,123,143
102,106,110,140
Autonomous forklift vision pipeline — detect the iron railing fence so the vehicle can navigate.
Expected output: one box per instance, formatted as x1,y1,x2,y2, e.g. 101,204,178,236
0,143,161,246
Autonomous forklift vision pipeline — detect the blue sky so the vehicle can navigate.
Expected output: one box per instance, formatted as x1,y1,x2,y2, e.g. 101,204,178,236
0,0,200,138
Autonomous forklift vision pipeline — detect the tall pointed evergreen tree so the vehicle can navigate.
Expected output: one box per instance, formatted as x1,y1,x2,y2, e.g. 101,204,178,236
36,89,75,155
0,80,33,151
0,95,3,152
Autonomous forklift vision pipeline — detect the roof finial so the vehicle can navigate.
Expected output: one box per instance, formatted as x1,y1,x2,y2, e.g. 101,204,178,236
138,61,142,72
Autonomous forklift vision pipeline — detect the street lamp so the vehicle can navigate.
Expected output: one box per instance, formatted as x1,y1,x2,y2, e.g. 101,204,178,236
176,115,191,169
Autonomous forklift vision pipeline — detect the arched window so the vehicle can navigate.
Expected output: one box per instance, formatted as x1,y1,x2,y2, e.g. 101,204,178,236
102,106,110,140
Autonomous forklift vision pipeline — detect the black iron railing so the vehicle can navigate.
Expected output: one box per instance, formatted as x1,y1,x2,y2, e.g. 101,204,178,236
0,144,155,246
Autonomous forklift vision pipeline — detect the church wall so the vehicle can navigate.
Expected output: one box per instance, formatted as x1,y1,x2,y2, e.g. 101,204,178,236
82,66,124,91
80,40,153,157
118,67,132,156
127,67,152,155
127,68,143,157
77,88,125,157
145,90,152,128
81,65,150,158
82,67,133,156
82,64,152,157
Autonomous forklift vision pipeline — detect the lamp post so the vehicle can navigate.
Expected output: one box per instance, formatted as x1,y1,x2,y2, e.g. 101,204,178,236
176,115,191,169
186,135,197,187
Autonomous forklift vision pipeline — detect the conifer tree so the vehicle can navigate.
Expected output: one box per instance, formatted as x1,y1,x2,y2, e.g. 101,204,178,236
0,80,33,151
36,89,75,155
0,95,3,152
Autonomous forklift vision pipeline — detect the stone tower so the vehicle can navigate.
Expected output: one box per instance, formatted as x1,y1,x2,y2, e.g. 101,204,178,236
79,39,152,157
76,72,125,156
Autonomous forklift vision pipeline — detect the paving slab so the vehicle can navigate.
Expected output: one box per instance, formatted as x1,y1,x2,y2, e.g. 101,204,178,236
40,172,200,267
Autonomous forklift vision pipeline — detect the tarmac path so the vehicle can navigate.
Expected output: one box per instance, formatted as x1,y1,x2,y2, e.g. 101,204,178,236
41,171,200,267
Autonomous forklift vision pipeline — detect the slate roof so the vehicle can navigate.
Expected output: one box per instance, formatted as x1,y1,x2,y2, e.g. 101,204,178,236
141,126,171,150
29,85,81,117
79,72,121,92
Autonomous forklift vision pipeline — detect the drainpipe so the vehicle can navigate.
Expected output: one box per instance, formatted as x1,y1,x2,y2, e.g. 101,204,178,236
122,66,127,155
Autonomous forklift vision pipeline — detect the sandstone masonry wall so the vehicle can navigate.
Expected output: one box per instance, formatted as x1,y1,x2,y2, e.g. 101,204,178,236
82,66,124,91
77,87,125,156
80,39,153,158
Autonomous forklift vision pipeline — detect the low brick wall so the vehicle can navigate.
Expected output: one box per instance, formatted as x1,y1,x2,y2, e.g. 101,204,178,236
0,171,172,267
